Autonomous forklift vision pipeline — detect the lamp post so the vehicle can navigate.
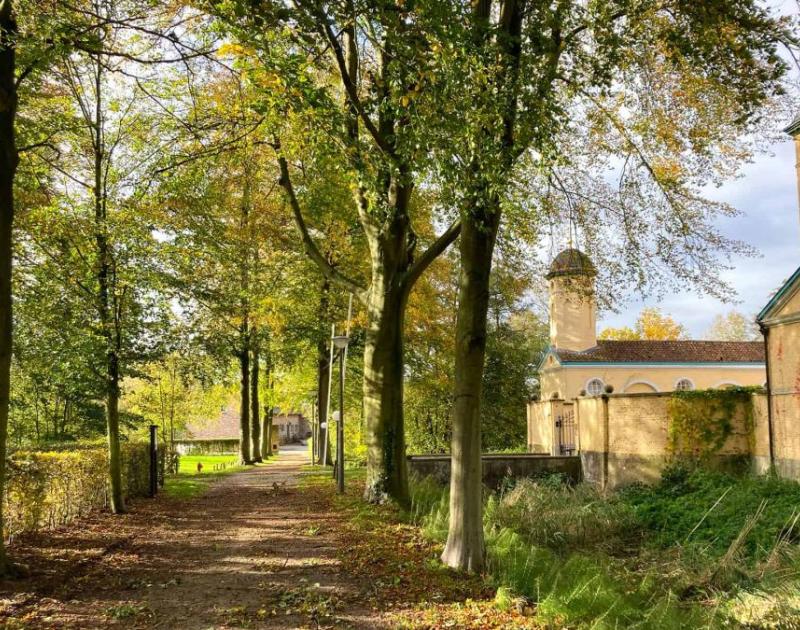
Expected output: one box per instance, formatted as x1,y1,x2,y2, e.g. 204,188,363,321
332,333,349,494
309,389,318,464
270,406,280,456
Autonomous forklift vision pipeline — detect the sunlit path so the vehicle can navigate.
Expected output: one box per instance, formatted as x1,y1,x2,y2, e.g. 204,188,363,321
0,447,387,629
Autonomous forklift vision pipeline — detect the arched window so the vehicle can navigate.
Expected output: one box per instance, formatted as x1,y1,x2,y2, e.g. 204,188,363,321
675,378,694,392
586,378,604,396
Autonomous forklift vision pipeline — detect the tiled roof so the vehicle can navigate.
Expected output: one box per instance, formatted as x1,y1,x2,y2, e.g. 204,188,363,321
183,406,305,440
553,340,764,364
186,405,239,440
785,115,800,136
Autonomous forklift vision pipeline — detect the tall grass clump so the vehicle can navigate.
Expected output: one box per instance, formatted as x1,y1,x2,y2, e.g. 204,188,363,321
409,474,708,627
487,475,641,553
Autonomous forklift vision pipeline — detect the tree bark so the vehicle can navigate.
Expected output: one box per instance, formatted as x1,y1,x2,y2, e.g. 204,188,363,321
362,252,411,506
441,210,500,572
250,332,262,462
239,332,252,465
316,336,332,466
90,50,125,515
441,0,524,574
265,405,273,457
315,280,331,466
261,351,271,459
0,0,18,574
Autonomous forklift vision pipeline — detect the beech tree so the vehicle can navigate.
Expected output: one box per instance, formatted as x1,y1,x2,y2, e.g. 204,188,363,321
0,0,17,573
435,0,796,571
210,3,462,504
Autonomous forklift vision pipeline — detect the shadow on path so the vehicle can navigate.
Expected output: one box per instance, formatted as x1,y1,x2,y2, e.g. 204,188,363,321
0,448,384,629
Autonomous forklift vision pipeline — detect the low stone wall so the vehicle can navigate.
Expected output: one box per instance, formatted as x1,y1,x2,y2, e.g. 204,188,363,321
407,453,582,489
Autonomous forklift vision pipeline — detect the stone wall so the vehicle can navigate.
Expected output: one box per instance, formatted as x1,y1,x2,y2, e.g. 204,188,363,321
408,454,582,490
573,391,768,488
765,311,800,479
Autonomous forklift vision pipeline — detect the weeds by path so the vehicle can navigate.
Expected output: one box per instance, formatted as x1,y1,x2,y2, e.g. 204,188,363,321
301,468,541,629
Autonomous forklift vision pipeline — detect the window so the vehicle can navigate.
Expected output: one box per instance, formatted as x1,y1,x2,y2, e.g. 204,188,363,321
675,378,694,392
586,378,604,396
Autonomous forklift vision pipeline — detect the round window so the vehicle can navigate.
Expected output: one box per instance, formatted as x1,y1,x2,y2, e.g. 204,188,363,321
675,378,694,391
586,378,604,396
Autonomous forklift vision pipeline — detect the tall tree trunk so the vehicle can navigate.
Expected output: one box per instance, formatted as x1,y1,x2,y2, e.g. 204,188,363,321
91,51,125,514
315,279,331,465
261,349,271,459
239,326,252,464
250,332,261,462
441,209,500,572
362,245,411,506
265,405,273,458
316,337,332,466
0,0,18,574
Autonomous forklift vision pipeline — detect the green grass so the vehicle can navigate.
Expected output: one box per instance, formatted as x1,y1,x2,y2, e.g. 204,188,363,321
407,468,800,628
177,454,241,475
163,454,251,499
621,464,800,561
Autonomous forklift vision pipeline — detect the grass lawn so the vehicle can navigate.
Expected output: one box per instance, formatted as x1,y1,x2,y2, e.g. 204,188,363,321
164,454,253,500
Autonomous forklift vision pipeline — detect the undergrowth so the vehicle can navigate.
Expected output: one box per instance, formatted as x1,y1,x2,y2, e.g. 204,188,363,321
408,468,800,628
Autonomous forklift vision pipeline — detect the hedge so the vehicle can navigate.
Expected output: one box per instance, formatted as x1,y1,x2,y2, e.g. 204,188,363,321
3,442,155,539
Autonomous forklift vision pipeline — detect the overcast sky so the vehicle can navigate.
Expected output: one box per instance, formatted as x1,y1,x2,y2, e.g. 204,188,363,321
598,1,800,337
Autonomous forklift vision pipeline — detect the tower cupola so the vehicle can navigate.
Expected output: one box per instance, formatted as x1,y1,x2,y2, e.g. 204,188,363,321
546,248,597,352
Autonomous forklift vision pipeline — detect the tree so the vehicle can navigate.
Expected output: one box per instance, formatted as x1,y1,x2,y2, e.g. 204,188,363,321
438,0,794,571
705,311,760,341
209,4,462,505
0,0,18,573
600,308,688,341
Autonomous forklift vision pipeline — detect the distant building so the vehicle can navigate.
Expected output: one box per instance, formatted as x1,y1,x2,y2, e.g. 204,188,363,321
175,405,309,453
528,248,766,458
536,248,766,402
272,413,310,444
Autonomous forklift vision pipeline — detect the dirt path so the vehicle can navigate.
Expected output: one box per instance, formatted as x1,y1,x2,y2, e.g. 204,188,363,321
0,448,388,629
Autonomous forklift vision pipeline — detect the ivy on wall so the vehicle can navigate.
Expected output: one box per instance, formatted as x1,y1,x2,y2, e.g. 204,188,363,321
666,387,761,461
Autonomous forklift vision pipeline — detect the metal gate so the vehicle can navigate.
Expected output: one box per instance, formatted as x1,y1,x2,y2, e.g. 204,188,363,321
555,409,576,455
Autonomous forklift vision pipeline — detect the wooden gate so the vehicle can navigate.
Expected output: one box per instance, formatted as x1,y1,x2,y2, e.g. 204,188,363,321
555,409,576,455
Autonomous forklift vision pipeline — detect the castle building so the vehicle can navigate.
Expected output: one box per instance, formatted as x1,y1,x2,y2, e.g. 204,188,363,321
537,248,766,401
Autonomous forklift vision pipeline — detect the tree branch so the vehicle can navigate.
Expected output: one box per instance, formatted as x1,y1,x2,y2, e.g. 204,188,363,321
403,219,461,290
314,11,397,162
276,153,368,300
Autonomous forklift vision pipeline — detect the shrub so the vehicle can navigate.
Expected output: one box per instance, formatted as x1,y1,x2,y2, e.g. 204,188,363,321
4,442,155,538
622,467,800,561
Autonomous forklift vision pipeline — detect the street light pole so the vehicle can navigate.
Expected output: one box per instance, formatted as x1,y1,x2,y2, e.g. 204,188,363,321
331,333,349,494
337,345,345,493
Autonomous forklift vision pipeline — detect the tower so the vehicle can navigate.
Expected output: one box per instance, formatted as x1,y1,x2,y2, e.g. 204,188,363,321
546,248,597,352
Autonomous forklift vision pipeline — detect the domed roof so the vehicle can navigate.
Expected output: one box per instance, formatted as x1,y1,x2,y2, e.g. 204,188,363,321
546,248,596,279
